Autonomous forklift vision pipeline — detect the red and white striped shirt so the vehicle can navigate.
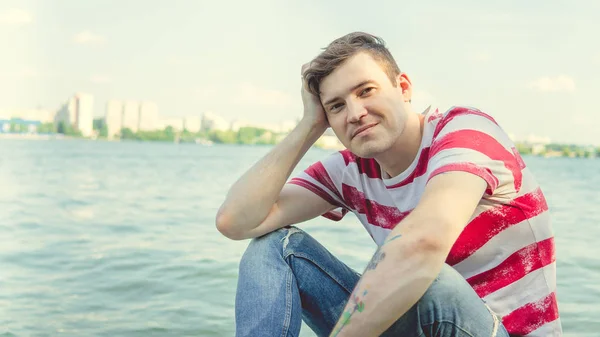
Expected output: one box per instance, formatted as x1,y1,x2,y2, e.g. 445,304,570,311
289,106,561,336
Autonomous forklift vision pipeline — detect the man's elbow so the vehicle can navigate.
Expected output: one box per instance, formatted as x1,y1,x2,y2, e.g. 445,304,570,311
215,210,247,241
408,229,454,260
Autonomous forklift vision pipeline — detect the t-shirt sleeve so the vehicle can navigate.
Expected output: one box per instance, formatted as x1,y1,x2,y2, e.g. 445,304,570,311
427,107,526,196
287,152,350,221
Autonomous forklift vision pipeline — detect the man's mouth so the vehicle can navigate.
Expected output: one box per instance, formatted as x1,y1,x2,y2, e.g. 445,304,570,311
351,123,378,139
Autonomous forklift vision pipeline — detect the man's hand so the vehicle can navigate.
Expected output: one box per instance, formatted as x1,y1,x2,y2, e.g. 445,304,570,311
301,63,329,133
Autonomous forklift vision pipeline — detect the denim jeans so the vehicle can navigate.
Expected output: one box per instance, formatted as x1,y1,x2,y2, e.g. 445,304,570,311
235,226,510,337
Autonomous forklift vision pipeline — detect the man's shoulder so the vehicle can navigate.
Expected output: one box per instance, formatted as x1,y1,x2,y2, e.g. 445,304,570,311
430,106,503,139
438,106,499,125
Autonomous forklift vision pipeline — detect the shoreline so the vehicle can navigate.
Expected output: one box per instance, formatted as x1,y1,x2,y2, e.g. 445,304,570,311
1,133,597,158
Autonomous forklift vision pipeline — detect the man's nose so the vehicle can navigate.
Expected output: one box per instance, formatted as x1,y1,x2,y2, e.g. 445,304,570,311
347,101,367,123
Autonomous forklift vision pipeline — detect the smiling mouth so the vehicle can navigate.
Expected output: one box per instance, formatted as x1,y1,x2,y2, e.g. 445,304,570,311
352,123,377,139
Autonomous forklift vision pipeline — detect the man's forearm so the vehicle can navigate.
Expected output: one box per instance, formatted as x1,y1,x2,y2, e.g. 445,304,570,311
216,119,326,234
329,230,447,337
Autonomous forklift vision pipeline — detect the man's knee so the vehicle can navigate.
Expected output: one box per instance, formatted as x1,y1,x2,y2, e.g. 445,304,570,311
421,264,470,305
240,226,305,267
415,264,501,335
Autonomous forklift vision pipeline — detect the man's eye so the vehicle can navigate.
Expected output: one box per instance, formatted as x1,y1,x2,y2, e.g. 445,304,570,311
330,103,344,112
360,87,374,96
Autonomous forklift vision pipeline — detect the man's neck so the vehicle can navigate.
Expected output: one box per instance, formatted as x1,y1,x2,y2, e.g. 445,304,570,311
377,112,425,178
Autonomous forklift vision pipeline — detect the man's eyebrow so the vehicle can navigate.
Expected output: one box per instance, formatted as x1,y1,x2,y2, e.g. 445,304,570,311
322,80,376,107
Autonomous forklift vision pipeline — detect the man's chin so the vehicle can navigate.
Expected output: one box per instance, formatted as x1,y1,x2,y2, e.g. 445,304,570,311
350,141,385,158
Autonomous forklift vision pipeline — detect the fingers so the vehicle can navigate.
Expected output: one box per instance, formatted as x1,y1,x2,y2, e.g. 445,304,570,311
301,63,311,90
301,62,310,75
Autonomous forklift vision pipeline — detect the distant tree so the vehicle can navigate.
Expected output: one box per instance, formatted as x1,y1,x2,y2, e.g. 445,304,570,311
120,128,137,140
56,121,81,136
209,130,237,144
515,142,532,155
10,122,20,132
92,118,108,138
37,122,56,133
93,118,104,130
237,127,269,144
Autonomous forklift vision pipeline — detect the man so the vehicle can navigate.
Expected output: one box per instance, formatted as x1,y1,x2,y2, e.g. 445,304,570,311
216,32,561,337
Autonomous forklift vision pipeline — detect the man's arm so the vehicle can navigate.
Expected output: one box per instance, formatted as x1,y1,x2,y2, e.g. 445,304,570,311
329,171,487,337
216,63,331,240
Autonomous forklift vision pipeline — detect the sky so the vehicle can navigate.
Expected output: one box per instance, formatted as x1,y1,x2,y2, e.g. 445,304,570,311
1,0,599,145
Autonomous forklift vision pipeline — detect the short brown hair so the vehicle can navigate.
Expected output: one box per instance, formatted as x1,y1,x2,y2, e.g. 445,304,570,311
303,32,401,96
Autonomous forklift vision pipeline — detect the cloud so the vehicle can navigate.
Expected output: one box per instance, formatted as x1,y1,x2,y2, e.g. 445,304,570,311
235,83,294,107
466,51,491,62
73,31,106,45
90,74,112,84
0,8,32,26
528,75,575,92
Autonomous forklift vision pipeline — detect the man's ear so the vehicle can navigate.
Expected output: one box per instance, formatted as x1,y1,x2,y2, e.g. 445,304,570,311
397,73,413,103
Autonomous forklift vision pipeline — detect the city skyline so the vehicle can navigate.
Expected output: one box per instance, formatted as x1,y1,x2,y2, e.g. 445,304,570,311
0,91,300,138
1,1,599,145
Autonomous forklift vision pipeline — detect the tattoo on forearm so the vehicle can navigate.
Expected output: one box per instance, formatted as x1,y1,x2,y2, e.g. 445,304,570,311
330,234,403,336
332,288,368,336
365,249,386,271
385,234,403,243
365,233,402,271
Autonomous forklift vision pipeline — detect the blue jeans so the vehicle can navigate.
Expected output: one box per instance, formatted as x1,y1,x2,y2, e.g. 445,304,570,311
235,226,510,337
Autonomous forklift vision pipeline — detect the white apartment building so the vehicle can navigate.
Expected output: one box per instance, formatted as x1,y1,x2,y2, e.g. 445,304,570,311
54,93,94,137
105,100,123,139
138,101,159,131
76,93,94,137
121,101,140,132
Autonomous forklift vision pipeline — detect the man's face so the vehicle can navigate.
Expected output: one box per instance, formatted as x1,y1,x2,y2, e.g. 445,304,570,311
319,52,412,158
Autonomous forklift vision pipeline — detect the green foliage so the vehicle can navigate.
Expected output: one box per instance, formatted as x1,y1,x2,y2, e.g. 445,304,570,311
37,122,57,133
515,142,531,155
10,122,21,132
93,118,104,130
237,127,265,144
209,130,237,144
119,127,175,142
56,121,81,137
93,118,108,137
120,128,137,140
236,127,276,145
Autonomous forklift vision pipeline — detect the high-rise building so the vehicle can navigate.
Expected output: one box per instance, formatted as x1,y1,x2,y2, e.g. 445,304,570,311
55,97,77,126
138,101,159,131
54,93,93,137
105,100,123,139
122,101,139,132
75,93,94,137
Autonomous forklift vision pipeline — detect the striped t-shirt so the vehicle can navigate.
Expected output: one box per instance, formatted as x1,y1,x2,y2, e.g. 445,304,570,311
289,106,561,336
